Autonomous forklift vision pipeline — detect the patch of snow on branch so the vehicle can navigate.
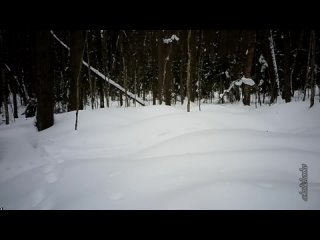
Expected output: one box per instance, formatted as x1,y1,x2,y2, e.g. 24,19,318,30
225,71,230,78
234,80,243,86
258,79,264,86
259,54,268,73
163,34,179,44
234,77,255,86
241,77,255,86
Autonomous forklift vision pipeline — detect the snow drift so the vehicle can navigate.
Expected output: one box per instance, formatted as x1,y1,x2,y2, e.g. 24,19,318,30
1,102,320,209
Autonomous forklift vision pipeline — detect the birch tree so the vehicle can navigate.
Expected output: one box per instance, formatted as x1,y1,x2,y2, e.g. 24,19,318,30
269,30,280,103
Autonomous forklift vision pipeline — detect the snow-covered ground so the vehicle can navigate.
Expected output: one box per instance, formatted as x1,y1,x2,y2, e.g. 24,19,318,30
1,101,320,209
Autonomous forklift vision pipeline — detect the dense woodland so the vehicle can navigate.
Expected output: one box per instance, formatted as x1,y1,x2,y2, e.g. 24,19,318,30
0,30,319,131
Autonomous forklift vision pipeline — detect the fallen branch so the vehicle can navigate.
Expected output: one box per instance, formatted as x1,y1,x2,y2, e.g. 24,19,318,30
4,63,29,101
50,30,146,106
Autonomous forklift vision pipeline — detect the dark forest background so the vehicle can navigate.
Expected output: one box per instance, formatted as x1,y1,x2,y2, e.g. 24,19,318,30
0,30,319,130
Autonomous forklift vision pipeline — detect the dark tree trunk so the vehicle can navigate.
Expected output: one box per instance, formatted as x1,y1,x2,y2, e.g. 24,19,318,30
268,30,279,104
86,35,92,109
75,31,87,130
123,55,128,107
309,30,316,108
187,30,192,112
283,31,291,103
164,58,172,106
100,30,109,108
119,92,123,106
243,30,256,106
179,39,185,105
99,80,105,108
0,71,2,114
120,31,128,107
190,31,196,103
198,30,204,111
151,31,158,105
13,91,18,118
69,30,86,111
179,65,184,105
163,39,173,106
158,31,164,105
134,60,137,107
35,31,54,131
2,69,9,124
219,76,224,95
179,31,187,105
86,32,94,110
303,30,312,102
289,31,304,97
296,31,308,97
260,31,276,104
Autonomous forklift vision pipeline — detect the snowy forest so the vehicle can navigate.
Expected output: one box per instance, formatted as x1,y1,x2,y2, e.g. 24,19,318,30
1,30,320,210
0,30,319,129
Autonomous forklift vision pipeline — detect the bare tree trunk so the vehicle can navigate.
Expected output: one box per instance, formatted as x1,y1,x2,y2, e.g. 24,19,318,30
179,31,186,105
119,92,123,106
187,30,192,112
283,30,291,103
163,42,173,106
75,31,87,130
309,30,316,108
35,31,54,131
289,31,304,97
180,64,184,105
198,30,204,111
2,69,9,124
190,32,196,103
303,35,311,102
98,77,105,108
13,91,18,118
198,63,201,110
303,30,315,104
269,30,280,103
69,31,86,111
120,32,129,108
134,59,137,107
98,31,105,109
86,33,94,110
151,31,158,105
243,30,256,106
123,56,128,107
0,74,2,115
101,30,110,108
158,31,164,105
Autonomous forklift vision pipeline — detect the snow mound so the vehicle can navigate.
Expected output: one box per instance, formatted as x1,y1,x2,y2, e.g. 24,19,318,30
1,102,320,209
